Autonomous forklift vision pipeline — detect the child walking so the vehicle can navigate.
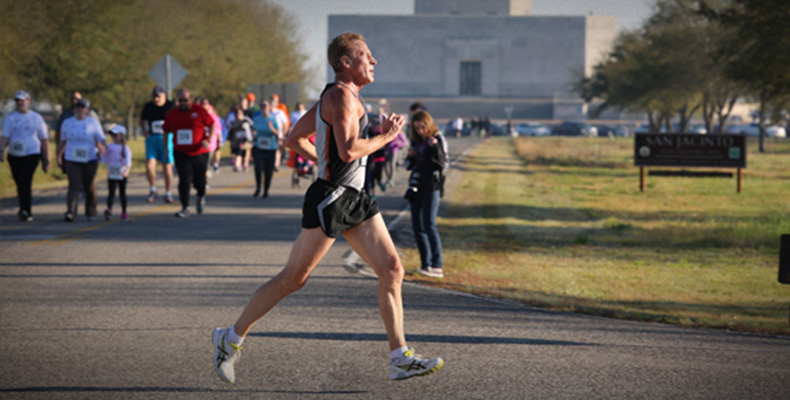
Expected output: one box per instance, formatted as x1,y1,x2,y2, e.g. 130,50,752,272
103,124,132,221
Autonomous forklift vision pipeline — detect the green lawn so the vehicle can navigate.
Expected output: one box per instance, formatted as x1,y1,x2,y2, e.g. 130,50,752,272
405,136,790,336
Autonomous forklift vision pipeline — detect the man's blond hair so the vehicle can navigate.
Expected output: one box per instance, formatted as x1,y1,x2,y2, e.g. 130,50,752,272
328,32,365,73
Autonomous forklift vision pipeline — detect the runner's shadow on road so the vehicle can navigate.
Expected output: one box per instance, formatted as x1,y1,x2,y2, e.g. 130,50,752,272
252,331,592,347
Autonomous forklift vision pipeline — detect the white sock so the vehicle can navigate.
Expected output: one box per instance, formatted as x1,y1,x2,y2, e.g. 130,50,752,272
165,191,171,197
228,326,244,346
150,186,156,193
390,346,409,364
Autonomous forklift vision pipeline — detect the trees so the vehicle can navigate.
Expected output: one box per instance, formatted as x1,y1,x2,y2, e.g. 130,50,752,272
581,0,790,151
699,0,790,151
0,0,310,133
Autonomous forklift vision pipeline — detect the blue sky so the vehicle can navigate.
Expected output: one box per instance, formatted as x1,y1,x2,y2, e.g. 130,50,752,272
267,0,655,96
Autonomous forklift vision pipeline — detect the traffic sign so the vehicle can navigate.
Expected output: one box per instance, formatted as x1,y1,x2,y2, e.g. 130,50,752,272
148,54,187,98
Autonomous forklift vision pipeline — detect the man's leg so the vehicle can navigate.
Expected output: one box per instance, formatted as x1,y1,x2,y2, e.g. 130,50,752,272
146,159,157,189
233,227,336,336
343,214,444,380
163,163,173,193
342,214,406,351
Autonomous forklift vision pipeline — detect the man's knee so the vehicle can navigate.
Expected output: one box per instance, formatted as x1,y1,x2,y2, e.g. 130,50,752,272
379,260,404,287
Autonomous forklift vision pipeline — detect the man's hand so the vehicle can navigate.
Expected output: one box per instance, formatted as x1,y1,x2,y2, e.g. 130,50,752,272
381,113,405,140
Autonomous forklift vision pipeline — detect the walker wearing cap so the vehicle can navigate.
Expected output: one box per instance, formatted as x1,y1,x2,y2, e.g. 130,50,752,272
14,90,31,100
152,86,166,96
108,124,127,136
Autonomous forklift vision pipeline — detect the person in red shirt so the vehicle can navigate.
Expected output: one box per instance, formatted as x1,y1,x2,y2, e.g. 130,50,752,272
162,88,216,218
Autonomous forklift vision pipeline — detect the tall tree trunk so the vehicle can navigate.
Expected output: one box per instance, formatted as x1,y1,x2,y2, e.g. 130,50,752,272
758,88,766,153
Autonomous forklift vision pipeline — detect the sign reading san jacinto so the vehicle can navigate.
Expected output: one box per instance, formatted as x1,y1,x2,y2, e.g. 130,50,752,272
634,133,746,168
634,133,747,192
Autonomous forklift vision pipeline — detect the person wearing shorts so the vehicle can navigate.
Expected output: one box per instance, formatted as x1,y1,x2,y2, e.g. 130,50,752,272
211,32,444,385
139,86,175,203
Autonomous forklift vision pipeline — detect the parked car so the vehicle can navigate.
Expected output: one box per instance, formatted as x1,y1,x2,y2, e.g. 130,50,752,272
551,121,597,137
595,125,614,137
725,123,786,137
489,122,510,136
515,122,550,136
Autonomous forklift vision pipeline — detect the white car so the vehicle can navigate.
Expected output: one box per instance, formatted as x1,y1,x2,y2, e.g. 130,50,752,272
515,122,550,136
725,123,786,138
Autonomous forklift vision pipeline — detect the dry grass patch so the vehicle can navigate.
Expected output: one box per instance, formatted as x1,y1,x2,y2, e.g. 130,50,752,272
404,136,790,335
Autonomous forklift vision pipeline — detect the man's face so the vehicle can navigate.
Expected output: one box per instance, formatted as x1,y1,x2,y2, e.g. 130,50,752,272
74,103,88,119
71,92,82,106
15,98,30,113
177,92,192,111
345,40,376,85
153,92,166,106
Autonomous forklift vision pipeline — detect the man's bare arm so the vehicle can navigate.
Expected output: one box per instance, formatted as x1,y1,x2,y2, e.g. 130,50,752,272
326,87,404,163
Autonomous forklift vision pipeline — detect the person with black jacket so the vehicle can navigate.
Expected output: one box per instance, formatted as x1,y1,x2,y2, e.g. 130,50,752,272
405,110,448,278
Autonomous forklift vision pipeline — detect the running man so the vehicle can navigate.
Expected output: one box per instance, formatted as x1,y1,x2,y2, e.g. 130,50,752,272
212,32,444,383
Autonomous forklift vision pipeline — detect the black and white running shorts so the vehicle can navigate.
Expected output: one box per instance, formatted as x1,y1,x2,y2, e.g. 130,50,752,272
302,179,380,238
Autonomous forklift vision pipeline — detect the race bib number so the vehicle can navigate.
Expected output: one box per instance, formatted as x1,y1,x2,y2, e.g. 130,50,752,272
177,129,193,145
8,140,25,156
72,146,90,162
256,136,272,149
151,120,164,134
108,165,123,180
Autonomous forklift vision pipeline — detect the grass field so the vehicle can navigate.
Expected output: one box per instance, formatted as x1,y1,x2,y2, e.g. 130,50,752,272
404,136,790,336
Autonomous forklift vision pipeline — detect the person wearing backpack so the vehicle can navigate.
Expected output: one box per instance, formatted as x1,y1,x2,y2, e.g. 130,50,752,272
404,110,448,278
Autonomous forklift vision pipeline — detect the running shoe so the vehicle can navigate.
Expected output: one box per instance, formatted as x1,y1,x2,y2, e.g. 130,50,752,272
389,349,444,380
86,215,96,222
18,210,33,222
197,197,205,214
253,189,260,198
212,327,242,383
213,164,220,174
378,182,387,192
164,193,174,204
418,267,444,278
104,208,112,221
146,191,158,203
175,208,190,218
64,212,74,222
121,212,128,222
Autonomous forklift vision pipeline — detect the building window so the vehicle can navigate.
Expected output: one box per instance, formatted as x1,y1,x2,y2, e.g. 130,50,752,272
459,61,481,96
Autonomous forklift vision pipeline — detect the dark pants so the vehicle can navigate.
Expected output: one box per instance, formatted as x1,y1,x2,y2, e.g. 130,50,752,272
107,178,128,213
174,151,209,208
410,189,443,269
252,148,276,196
8,154,40,215
65,160,99,217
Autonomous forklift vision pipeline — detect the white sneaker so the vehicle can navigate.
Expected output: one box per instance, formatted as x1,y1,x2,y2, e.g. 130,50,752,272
389,349,444,380
212,327,242,383
418,267,444,278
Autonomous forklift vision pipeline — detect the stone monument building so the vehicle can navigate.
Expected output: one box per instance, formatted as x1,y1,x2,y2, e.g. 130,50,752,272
328,0,616,121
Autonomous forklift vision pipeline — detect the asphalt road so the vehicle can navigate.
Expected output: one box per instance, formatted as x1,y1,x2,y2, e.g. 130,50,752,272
1,136,788,399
